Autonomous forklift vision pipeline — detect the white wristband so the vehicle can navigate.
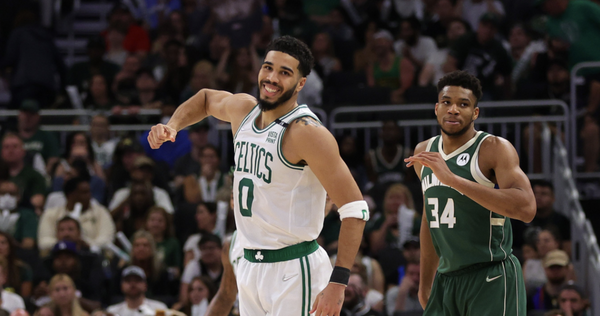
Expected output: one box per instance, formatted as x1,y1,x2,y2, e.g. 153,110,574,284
337,200,370,221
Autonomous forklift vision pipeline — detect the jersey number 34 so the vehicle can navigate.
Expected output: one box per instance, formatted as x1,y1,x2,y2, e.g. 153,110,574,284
428,198,456,228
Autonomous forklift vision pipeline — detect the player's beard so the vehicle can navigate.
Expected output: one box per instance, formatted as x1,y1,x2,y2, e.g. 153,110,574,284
258,80,297,112
439,117,474,137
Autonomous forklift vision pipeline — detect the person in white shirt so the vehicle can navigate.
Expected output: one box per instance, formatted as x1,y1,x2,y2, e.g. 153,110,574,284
90,115,119,169
0,257,25,313
109,156,174,213
107,266,168,316
179,234,223,306
38,177,115,252
394,16,438,71
458,0,505,31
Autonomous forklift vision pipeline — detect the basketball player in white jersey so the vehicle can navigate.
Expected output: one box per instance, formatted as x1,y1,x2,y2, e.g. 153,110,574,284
148,36,369,316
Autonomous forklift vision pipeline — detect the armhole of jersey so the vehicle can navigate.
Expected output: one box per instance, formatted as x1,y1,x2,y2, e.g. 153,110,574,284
229,230,238,258
470,134,495,188
419,137,437,179
234,104,259,140
276,114,319,170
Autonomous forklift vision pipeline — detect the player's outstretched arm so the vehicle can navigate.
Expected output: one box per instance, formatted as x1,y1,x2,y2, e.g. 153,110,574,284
205,238,238,316
405,136,536,222
148,89,256,149
284,117,366,316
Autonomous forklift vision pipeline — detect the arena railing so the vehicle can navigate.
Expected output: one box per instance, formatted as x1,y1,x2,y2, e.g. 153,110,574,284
330,100,570,180
570,61,600,180
553,134,600,314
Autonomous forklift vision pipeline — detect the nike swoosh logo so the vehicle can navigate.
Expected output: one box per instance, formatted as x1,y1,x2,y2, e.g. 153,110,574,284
486,275,503,282
282,274,298,282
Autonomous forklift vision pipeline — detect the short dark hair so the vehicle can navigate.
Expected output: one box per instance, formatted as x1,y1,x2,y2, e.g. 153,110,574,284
403,16,421,32
57,216,81,232
437,71,483,104
531,179,554,193
63,177,89,196
201,144,221,160
559,283,586,299
265,36,314,77
198,202,217,215
198,233,222,248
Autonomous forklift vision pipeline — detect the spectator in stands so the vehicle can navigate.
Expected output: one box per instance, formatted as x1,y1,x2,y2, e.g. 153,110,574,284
111,181,156,238
336,134,364,184
457,0,505,31
45,160,102,210
0,257,25,313
109,156,173,214
90,115,119,169
173,120,210,188
17,99,60,175
40,241,103,304
183,145,229,204
159,40,191,102
423,0,458,48
367,183,419,255
114,231,176,298
112,55,142,97
367,30,414,104
1,133,46,213
531,180,571,253
102,4,151,58
558,284,590,316
419,18,470,87
38,177,115,252
522,241,548,295
55,217,89,252
104,27,128,67
33,307,53,316
68,36,120,94
179,234,223,307
365,120,412,186
341,273,382,316
394,16,438,71
529,250,572,312
0,180,37,249
107,266,168,316
311,32,343,83
179,276,217,316
113,69,160,119
353,21,377,74
215,41,260,95
179,61,217,103
53,131,106,182
2,9,66,110
509,24,544,91
106,137,145,198
83,75,116,111
0,232,32,298
325,7,355,42
47,274,89,316
388,260,423,314
445,13,512,100
144,207,181,278
183,202,219,265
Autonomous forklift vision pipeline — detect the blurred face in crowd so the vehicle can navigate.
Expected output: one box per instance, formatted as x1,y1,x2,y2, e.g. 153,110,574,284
384,190,407,216
545,264,568,285
400,21,418,45
547,64,570,91
57,220,81,243
51,280,76,307
146,211,167,237
235,48,252,69
522,244,538,261
169,11,185,34
373,37,393,58
435,86,479,137
132,237,153,260
329,9,345,27
53,252,78,274
164,43,182,66
0,181,20,210
190,63,214,91
189,279,210,305
381,120,400,145
122,56,141,76
1,136,26,165
257,50,304,111
200,147,220,172
69,145,89,163
196,204,216,231
107,28,125,48
437,0,455,21
122,275,147,299
477,21,496,44
121,151,143,171
447,20,467,42
537,230,560,257
188,129,209,149
312,33,330,55
533,185,555,212
406,263,421,290
36,307,55,316
136,73,157,93
559,289,585,315
339,135,356,156
18,109,40,132
130,183,152,209
509,26,530,51
90,75,109,99
403,243,421,263
199,241,222,266
90,116,110,141
68,182,92,211
0,235,9,257
344,274,365,308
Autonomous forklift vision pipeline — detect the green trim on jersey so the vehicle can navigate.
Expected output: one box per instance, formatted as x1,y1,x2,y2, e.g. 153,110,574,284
300,258,307,316
304,256,312,316
421,131,514,274
234,104,259,140
276,113,320,170
251,105,308,133
244,240,319,263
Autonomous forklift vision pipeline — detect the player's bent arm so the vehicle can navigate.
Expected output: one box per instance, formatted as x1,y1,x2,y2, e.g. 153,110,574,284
447,136,536,222
205,238,238,316
167,89,256,131
286,119,366,270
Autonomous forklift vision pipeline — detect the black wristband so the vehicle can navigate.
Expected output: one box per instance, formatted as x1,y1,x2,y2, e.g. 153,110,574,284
329,266,351,286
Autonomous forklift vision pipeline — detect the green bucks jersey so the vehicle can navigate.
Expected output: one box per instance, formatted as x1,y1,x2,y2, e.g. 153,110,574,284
420,131,513,273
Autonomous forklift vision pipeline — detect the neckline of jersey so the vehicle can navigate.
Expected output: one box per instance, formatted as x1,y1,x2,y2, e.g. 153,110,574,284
438,131,483,161
252,104,308,133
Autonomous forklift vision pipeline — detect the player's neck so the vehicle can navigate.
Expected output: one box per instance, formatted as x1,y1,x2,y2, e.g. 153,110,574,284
257,100,298,129
440,128,477,155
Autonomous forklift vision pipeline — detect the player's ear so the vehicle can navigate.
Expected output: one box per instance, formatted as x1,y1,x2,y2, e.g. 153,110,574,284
473,106,479,120
434,103,439,116
295,77,307,93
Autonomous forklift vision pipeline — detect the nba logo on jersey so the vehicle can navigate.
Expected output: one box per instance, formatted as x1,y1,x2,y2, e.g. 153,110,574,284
457,153,470,166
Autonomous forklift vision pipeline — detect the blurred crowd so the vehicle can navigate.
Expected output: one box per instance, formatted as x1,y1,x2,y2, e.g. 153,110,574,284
0,0,598,315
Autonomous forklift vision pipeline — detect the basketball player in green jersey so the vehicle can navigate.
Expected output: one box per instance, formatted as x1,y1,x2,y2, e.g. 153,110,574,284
404,70,536,315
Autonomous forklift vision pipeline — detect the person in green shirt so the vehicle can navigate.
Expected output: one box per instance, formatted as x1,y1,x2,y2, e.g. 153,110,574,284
144,206,182,278
1,133,46,213
0,180,38,249
17,99,60,173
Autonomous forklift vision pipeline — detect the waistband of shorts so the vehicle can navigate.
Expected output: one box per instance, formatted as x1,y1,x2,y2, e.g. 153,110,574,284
440,260,502,277
244,240,319,263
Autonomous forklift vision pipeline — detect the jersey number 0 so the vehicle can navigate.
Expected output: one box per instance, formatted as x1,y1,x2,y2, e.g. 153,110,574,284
238,178,254,217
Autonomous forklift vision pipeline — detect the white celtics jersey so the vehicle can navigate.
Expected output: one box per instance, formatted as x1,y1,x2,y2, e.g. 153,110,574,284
232,104,327,250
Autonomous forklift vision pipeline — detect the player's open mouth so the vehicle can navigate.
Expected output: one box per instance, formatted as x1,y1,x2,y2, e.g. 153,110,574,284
262,83,280,97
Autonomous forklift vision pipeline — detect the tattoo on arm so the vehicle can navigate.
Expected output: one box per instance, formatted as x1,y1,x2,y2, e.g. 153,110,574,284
294,117,321,127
